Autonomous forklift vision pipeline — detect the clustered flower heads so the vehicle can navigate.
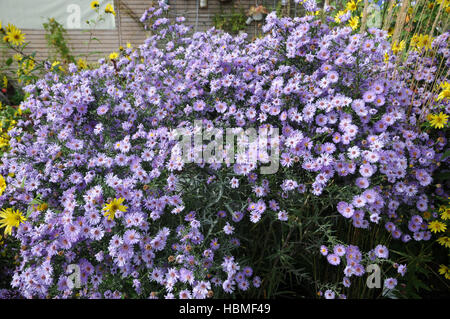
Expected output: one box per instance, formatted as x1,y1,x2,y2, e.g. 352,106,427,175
0,1,449,299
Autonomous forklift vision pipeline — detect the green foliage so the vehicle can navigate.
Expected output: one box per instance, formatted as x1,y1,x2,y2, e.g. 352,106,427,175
43,18,75,64
213,10,247,34
391,244,435,298
0,235,20,291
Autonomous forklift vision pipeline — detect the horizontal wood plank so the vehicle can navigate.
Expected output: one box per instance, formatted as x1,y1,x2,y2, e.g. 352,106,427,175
3,0,294,62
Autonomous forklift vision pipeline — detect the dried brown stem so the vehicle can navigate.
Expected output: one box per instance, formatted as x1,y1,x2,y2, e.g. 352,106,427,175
392,0,410,44
382,0,396,30
360,0,369,34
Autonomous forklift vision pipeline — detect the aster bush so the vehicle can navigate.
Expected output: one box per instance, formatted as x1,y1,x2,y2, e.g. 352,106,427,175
0,1,448,299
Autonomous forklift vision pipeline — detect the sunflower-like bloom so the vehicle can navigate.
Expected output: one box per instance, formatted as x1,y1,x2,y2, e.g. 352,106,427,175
429,112,449,129
438,265,450,279
334,10,346,23
410,34,433,52
0,208,26,236
437,82,450,101
77,58,88,69
437,236,450,248
441,207,450,220
428,220,447,233
109,51,119,60
91,1,100,10
0,175,6,196
105,3,116,16
391,40,405,55
102,198,127,220
3,24,25,46
348,16,359,30
346,0,358,12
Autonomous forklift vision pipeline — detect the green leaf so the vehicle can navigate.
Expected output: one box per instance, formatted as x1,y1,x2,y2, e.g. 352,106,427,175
25,207,32,218
5,58,13,66
20,176,26,188
413,278,431,292
441,149,450,161
29,194,43,206
436,171,450,181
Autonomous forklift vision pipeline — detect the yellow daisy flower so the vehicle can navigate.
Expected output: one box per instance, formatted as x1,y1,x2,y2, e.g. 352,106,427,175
0,175,6,196
3,24,25,46
441,208,450,220
438,264,448,275
437,82,450,101
346,0,358,11
418,34,433,51
410,33,420,50
77,58,88,70
429,112,449,129
428,220,447,233
391,40,405,55
51,61,60,71
436,0,450,7
105,4,116,16
109,51,119,60
102,198,127,220
348,16,359,30
13,53,23,62
334,10,346,23
437,236,450,248
0,208,26,236
90,1,100,10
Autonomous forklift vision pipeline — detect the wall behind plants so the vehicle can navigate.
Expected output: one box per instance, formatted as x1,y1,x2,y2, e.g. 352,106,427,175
1,0,266,62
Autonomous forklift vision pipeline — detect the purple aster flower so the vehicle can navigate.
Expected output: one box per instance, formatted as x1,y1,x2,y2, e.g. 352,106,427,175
333,244,346,256
374,244,389,259
363,90,376,103
327,254,341,266
324,290,335,299
320,245,328,256
384,278,397,290
252,276,261,288
277,210,288,221
337,201,354,218
397,264,407,276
